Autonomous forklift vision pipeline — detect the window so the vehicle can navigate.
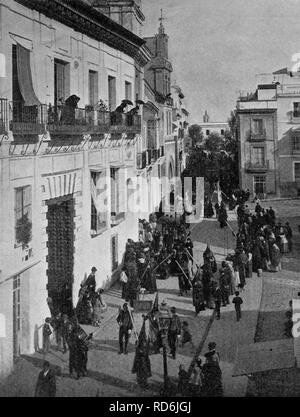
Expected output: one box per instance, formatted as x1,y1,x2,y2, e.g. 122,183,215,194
125,81,132,102
293,102,300,118
110,168,120,215
89,70,98,108
147,119,156,148
108,76,116,111
166,111,172,135
295,162,300,182
253,175,266,196
54,59,69,107
111,234,118,271
15,186,32,245
90,171,107,236
206,130,210,136
293,137,300,151
252,146,265,165
252,119,264,135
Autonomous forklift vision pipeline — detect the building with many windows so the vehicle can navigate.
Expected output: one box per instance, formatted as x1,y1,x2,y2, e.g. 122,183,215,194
236,69,300,199
0,0,151,378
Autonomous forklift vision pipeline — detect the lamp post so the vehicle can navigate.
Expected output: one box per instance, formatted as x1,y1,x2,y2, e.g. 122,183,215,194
158,302,171,395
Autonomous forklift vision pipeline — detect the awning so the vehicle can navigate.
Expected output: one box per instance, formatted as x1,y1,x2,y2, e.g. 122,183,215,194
16,43,41,106
233,339,295,377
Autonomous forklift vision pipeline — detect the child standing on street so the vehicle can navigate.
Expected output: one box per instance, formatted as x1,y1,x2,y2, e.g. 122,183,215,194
232,291,243,322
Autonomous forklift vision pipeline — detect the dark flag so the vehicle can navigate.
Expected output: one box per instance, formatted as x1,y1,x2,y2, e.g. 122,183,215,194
151,292,159,314
132,319,152,386
148,292,161,354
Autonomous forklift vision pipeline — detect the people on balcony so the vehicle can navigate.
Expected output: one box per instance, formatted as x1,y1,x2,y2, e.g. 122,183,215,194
111,99,133,125
60,95,80,124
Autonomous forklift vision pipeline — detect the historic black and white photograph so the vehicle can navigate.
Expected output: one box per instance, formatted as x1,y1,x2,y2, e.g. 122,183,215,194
0,0,300,399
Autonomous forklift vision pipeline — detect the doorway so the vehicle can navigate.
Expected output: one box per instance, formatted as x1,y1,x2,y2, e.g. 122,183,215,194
46,195,74,316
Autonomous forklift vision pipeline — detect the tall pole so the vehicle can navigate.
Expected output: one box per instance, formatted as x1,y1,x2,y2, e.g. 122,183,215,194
162,335,168,393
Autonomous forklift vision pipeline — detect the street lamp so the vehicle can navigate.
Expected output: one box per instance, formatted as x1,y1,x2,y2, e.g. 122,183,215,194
158,301,171,395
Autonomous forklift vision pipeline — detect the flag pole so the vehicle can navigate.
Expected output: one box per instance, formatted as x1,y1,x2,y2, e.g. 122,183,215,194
175,260,192,286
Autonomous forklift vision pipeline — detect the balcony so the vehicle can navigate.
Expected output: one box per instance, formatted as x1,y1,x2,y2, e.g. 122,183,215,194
245,160,269,172
9,101,47,136
248,129,267,142
110,113,141,135
47,107,110,135
111,212,125,226
146,148,160,165
0,98,8,134
5,100,141,140
137,151,147,169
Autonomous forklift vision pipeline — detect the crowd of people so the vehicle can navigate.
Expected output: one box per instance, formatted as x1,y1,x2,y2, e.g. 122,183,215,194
121,213,194,308
38,187,295,397
41,267,107,382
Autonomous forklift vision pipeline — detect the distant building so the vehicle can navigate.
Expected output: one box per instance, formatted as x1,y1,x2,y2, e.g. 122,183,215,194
198,111,228,138
236,69,300,199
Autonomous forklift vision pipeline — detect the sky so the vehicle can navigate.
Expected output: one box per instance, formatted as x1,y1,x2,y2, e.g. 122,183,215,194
141,0,300,123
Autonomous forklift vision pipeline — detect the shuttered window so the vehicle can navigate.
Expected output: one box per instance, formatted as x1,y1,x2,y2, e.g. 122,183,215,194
108,76,116,111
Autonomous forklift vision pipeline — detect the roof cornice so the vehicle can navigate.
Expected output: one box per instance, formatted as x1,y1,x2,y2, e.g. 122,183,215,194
15,0,150,66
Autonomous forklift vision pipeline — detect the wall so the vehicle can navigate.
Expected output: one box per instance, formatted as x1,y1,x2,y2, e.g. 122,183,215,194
0,0,141,379
238,110,278,197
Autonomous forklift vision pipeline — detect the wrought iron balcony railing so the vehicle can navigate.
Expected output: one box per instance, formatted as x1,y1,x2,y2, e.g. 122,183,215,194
245,160,269,172
47,107,111,135
9,101,47,135
5,101,141,139
0,98,8,134
110,113,141,134
248,128,267,141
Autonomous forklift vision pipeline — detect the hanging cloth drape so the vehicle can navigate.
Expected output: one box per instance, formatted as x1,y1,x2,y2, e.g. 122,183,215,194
16,43,40,106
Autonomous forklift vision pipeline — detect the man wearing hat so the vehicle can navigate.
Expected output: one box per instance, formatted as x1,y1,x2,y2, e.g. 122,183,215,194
117,303,133,354
86,267,97,294
168,307,181,359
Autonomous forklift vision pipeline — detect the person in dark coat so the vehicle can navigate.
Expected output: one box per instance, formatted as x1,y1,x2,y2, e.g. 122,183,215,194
68,328,81,379
213,285,222,320
192,270,205,315
218,267,230,306
202,263,214,308
126,261,139,308
86,267,97,294
42,318,52,353
232,291,243,322
177,364,189,396
203,245,217,273
35,361,56,397
218,202,228,228
206,200,214,218
117,303,133,354
168,307,181,359
60,94,80,124
185,238,194,261
202,351,223,397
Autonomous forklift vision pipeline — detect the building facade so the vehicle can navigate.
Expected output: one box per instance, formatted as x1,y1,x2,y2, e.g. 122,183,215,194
0,0,151,378
199,111,228,139
236,70,300,199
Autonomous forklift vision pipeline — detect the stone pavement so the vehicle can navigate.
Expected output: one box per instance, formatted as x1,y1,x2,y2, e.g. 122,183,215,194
0,235,264,398
1,208,299,397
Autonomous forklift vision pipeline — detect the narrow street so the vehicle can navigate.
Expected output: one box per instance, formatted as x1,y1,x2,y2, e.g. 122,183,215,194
1,204,300,397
